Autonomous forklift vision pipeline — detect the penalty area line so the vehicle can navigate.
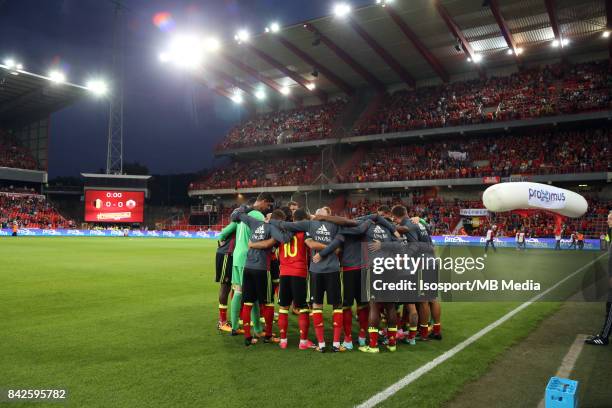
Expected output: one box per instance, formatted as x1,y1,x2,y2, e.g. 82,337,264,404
355,253,607,408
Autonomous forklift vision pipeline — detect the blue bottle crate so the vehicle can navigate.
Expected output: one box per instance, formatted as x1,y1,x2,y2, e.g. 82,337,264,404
545,377,579,408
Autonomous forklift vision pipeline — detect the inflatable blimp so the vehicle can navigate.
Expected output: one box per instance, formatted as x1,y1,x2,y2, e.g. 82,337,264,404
482,182,588,218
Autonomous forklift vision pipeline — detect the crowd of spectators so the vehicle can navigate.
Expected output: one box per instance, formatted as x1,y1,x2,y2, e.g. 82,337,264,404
341,126,610,183
216,98,347,150
0,192,75,229
341,194,610,239
0,131,39,170
191,155,321,190
355,60,611,135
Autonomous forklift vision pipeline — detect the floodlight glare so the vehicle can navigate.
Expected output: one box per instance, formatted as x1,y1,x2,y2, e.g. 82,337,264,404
333,3,351,18
270,22,280,33
472,54,483,63
48,70,66,83
255,89,266,100
280,86,290,95
603,31,610,38
507,49,513,55
3,58,16,69
168,34,204,68
551,39,560,47
86,80,109,96
235,29,250,43
466,57,472,62
561,38,569,46
306,82,316,91
158,52,170,63
204,37,220,52
231,93,243,104
515,47,524,55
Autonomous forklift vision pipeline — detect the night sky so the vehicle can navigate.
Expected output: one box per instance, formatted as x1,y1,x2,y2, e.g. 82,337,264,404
0,0,369,178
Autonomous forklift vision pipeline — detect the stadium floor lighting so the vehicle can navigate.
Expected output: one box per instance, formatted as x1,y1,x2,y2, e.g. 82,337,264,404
333,3,351,18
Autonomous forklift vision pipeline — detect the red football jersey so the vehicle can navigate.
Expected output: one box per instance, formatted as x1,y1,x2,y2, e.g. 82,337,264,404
278,232,308,277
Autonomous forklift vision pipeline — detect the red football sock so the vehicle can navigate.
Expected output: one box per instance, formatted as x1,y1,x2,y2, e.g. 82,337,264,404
343,308,353,342
263,304,274,337
408,326,417,339
419,324,429,339
368,327,379,348
433,323,441,335
358,306,369,338
278,308,289,339
312,310,325,344
242,303,253,338
388,326,397,346
333,309,343,343
298,310,310,340
219,304,227,323
273,282,279,298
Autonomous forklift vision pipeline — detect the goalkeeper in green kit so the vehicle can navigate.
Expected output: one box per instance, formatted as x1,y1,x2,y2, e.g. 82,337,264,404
219,193,275,335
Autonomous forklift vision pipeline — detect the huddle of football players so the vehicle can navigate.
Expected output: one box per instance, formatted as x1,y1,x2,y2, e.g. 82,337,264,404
214,192,442,353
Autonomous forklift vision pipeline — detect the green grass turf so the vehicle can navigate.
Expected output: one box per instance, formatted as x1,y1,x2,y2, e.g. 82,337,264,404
0,238,606,407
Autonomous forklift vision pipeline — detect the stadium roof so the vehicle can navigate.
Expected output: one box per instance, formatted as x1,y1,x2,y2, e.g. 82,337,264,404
0,66,89,127
198,0,611,103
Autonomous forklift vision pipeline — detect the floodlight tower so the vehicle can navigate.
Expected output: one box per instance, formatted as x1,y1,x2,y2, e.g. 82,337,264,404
106,0,127,175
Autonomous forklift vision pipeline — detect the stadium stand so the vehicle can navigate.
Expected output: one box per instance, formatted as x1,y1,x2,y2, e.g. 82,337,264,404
216,98,347,150
341,125,610,183
194,125,609,189
354,60,611,136
340,195,610,239
0,191,75,228
0,130,39,170
191,155,321,190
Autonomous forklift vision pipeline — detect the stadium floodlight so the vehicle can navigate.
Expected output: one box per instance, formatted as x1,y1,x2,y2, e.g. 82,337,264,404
472,54,483,63
86,79,109,96
561,38,569,46
515,47,524,55
376,0,393,6
268,22,280,33
235,29,250,43
551,39,560,47
204,37,220,52
603,31,611,38
306,82,316,91
231,88,243,104
48,70,66,84
254,89,266,100
333,3,351,18
168,34,204,68
466,57,472,62
280,86,291,95
158,52,170,63
3,58,16,68
506,49,513,55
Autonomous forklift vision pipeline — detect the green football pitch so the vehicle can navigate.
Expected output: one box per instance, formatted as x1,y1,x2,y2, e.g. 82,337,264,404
0,238,608,407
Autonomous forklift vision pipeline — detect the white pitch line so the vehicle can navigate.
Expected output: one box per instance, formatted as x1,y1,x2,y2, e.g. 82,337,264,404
356,253,607,408
536,334,587,408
